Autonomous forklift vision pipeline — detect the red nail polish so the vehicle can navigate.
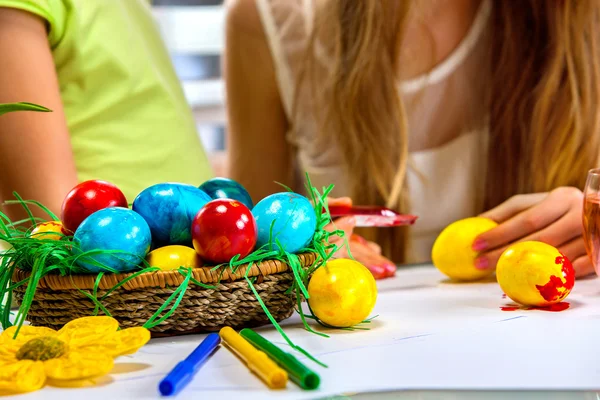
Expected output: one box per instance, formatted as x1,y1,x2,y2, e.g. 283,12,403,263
472,238,488,251
383,263,396,275
474,257,489,269
369,264,386,279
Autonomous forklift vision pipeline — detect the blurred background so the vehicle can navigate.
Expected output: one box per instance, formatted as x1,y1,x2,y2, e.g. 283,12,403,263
151,0,227,176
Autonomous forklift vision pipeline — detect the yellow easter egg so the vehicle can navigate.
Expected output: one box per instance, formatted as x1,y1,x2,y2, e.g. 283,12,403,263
30,221,64,241
307,259,377,328
431,217,498,281
496,241,574,307
146,245,203,271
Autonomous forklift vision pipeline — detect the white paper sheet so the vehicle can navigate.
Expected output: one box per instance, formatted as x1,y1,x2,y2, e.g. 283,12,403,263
3,266,600,399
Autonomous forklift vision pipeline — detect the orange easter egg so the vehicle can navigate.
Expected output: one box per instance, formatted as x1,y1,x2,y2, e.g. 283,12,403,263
496,241,575,307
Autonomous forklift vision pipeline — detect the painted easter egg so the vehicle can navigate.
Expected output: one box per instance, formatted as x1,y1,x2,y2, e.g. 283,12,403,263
61,180,128,234
252,192,316,254
192,199,257,264
497,241,575,307
199,177,254,210
431,217,498,281
73,207,151,273
30,221,64,241
307,259,377,327
146,245,203,271
132,183,212,246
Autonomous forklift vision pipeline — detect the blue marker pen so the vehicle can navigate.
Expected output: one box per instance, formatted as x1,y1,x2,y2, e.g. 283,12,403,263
159,333,221,396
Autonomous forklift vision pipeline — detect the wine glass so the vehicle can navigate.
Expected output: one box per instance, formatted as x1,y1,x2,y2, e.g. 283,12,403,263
583,168,600,275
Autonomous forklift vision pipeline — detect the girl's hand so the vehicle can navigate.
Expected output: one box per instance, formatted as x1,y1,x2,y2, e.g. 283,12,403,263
325,197,396,279
473,187,592,277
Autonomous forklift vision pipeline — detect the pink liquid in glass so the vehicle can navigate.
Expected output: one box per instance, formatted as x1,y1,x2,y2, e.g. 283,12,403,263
583,195,600,274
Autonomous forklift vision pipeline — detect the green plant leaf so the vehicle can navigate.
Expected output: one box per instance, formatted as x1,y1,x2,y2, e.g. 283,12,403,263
0,102,51,117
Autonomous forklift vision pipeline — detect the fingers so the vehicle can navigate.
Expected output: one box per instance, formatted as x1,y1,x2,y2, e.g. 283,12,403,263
572,256,595,278
476,200,568,252
351,234,382,254
327,197,352,207
479,193,548,223
348,241,395,279
559,237,587,263
327,234,394,279
475,189,580,252
326,216,355,239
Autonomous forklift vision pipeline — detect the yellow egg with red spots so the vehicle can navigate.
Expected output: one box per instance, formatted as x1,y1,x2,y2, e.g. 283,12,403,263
30,221,64,241
496,241,574,307
431,217,498,281
307,259,377,328
146,245,203,271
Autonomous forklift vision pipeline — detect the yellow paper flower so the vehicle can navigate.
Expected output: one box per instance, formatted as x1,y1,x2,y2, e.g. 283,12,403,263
0,316,150,394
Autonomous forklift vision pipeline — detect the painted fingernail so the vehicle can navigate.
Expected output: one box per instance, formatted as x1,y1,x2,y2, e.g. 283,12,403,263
472,238,488,251
474,257,489,269
369,264,386,279
383,263,396,275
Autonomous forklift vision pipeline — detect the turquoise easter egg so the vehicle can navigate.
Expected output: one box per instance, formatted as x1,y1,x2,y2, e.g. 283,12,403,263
73,207,151,273
252,192,317,253
132,183,212,246
199,177,254,210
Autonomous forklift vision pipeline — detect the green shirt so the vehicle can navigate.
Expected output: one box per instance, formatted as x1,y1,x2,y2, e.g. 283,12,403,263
0,0,213,200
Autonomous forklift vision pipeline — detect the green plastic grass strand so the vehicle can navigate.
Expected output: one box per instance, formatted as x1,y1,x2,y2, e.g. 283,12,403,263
9,193,37,226
99,267,160,300
280,247,309,299
187,275,217,290
4,199,60,221
274,181,294,192
294,280,329,339
0,256,15,329
5,277,30,291
0,212,13,238
243,275,324,367
13,254,47,337
1,291,12,328
74,286,112,317
0,102,51,116
143,269,192,329
91,272,104,314
267,219,277,252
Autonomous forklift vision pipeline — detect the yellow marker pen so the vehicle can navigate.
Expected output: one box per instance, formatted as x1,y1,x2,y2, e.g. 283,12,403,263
219,326,288,389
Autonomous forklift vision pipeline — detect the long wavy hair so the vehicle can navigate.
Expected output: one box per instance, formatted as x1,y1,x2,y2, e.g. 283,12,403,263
300,0,600,262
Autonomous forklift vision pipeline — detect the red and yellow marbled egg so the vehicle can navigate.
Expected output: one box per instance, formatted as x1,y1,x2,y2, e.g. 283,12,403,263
496,241,575,307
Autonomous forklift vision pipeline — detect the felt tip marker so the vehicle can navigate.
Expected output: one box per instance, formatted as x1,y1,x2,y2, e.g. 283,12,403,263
240,328,320,390
219,326,288,389
158,333,221,396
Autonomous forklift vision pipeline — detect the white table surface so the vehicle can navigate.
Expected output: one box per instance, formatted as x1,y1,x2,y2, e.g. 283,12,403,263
4,264,600,400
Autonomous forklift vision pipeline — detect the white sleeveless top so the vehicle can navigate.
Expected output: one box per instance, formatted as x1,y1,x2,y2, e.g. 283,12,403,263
256,0,492,263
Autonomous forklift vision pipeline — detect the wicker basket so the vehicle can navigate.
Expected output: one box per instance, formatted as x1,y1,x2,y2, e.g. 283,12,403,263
11,252,316,337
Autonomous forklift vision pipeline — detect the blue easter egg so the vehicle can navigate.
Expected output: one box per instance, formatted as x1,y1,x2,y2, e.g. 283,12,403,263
199,177,254,210
73,207,151,273
132,183,212,246
252,192,317,253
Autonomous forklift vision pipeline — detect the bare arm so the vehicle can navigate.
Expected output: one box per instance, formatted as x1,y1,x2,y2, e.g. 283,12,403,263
224,0,292,203
0,8,78,221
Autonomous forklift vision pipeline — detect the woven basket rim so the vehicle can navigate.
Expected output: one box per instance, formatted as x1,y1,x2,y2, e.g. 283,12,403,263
11,252,317,291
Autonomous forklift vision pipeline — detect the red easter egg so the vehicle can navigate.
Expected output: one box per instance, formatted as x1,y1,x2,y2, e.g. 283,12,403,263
61,180,128,234
192,199,257,264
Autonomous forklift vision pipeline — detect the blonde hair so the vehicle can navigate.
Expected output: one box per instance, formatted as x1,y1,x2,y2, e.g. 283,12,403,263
301,0,600,262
